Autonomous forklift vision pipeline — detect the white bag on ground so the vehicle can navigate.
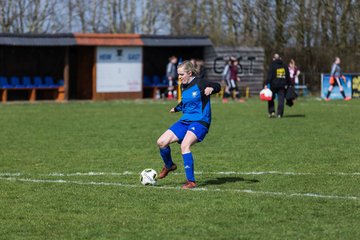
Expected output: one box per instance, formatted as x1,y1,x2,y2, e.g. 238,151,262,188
259,88,273,101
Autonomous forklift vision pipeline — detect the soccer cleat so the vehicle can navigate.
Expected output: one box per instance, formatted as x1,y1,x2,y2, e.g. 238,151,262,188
222,98,228,103
325,98,331,101
277,115,282,118
182,180,196,189
238,99,245,103
158,164,177,179
344,97,351,101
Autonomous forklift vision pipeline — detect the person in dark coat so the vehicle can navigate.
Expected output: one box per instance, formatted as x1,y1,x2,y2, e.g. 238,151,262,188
265,53,291,118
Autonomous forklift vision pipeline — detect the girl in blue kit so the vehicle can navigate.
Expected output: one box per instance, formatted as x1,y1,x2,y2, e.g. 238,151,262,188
156,60,221,189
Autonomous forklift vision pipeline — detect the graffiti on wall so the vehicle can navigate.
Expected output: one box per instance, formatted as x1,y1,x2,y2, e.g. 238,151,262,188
212,56,257,76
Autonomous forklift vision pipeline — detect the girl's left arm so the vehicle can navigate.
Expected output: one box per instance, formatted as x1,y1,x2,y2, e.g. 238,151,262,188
201,79,221,96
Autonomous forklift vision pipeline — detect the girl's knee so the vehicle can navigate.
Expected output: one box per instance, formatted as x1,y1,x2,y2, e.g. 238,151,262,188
180,143,190,154
157,138,167,148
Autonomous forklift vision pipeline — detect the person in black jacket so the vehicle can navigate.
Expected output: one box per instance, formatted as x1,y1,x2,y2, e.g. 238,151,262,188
265,53,291,118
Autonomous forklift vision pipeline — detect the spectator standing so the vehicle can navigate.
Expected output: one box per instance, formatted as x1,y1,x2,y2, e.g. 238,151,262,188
288,59,300,86
221,57,232,103
265,53,291,118
325,57,351,101
166,56,178,99
222,57,244,103
196,59,206,80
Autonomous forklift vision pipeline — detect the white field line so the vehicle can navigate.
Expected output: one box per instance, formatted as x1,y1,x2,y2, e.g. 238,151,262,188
0,173,22,176
44,171,360,177
0,176,358,201
45,171,134,176
1,171,360,177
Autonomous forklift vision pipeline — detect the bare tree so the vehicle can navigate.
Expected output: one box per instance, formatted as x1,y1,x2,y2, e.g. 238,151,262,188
223,0,240,45
339,0,351,49
140,0,168,34
73,0,87,32
0,0,21,33
102,0,137,33
242,0,255,44
273,0,290,52
208,0,225,45
167,0,184,35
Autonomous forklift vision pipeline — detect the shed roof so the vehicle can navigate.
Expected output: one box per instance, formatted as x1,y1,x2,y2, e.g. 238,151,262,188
0,33,76,46
74,33,143,46
141,35,212,46
0,33,212,47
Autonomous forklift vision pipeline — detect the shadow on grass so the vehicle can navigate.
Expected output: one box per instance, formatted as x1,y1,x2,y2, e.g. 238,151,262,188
199,177,259,186
284,114,306,118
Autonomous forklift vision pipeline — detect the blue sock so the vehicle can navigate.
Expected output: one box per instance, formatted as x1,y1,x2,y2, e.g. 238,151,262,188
182,152,195,182
159,146,173,169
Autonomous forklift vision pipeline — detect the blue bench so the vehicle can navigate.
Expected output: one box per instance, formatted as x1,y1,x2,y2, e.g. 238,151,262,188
295,85,308,96
294,74,309,96
0,76,65,102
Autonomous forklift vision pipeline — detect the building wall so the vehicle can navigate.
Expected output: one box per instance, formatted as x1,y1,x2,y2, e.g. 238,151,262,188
76,47,94,100
204,46,265,96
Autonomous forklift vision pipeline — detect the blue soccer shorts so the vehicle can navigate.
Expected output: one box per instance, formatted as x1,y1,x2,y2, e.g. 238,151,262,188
169,121,209,143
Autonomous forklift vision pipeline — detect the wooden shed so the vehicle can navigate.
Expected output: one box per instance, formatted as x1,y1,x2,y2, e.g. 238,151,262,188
0,33,264,102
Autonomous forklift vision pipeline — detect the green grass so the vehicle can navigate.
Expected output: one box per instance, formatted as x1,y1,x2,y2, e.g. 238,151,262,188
0,98,359,239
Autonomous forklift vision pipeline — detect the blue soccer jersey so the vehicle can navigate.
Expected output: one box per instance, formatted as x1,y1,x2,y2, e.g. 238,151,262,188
174,77,221,127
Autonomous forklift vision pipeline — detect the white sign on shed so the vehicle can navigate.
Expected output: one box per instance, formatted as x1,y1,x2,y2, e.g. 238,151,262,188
96,47,142,92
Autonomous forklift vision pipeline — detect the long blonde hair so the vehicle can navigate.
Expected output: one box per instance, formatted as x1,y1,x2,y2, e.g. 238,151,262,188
177,60,198,76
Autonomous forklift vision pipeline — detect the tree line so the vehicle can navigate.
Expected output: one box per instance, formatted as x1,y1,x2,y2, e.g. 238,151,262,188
1,0,359,90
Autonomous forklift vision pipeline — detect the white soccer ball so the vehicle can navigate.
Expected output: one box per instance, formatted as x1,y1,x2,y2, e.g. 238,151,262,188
140,169,158,186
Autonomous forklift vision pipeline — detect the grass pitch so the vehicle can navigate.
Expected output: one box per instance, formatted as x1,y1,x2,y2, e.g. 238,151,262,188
0,98,359,239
